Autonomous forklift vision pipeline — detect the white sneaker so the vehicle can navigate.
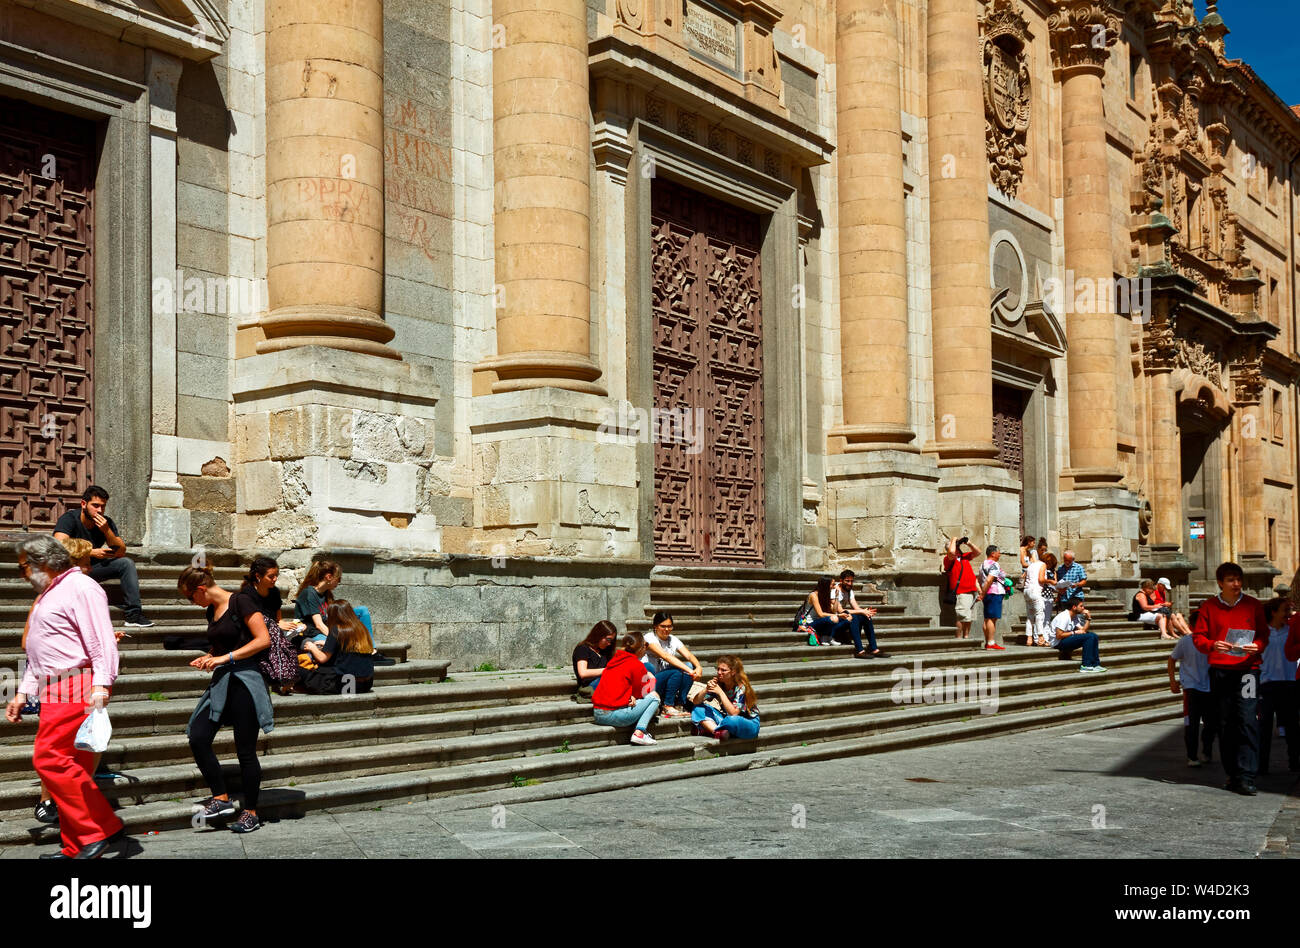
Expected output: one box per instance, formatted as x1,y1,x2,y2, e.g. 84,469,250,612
630,731,656,746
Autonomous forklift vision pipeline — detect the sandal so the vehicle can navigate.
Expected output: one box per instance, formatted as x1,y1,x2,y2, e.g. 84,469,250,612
714,728,731,742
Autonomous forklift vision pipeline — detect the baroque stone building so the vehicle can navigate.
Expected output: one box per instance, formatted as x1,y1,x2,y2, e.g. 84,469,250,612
1,0,1297,665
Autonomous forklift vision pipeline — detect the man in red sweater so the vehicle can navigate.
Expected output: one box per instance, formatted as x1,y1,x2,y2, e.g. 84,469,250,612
1192,562,1270,795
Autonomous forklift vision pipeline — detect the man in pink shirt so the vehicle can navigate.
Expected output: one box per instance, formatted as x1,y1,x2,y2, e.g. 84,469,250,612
5,536,123,858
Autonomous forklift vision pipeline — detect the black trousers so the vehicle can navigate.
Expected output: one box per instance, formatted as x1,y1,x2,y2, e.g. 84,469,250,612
1184,687,1217,761
188,675,262,809
1258,680,1300,773
88,556,142,615
1209,667,1259,780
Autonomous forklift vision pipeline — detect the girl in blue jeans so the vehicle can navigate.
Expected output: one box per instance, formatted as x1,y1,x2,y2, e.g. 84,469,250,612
592,631,661,746
691,655,760,742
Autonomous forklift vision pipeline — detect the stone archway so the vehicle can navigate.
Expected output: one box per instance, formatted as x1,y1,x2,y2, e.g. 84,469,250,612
1176,377,1231,583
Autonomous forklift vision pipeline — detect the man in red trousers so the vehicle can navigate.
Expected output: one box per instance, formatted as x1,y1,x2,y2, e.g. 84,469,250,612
6,535,123,858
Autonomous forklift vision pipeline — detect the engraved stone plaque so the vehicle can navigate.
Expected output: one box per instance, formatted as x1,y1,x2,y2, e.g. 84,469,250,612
684,0,740,73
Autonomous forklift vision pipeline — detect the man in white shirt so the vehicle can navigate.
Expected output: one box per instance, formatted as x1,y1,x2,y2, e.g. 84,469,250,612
1049,597,1105,673
1168,631,1216,766
832,570,888,659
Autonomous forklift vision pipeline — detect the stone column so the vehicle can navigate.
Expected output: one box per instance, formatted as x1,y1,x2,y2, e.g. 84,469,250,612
834,0,912,450
145,49,190,548
925,0,997,464
479,0,604,393
1144,310,1181,549
262,0,398,358
1049,1,1121,487
1048,1,1139,579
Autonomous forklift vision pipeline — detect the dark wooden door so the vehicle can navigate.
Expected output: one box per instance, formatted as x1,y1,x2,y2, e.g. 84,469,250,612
993,384,1025,536
0,98,97,529
651,180,764,565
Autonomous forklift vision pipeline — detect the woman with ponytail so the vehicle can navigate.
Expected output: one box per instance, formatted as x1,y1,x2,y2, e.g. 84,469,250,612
177,562,275,835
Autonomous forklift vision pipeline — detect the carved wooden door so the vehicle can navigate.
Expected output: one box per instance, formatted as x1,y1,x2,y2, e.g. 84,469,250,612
0,98,96,528
992,384,1025,536
651,180,764,565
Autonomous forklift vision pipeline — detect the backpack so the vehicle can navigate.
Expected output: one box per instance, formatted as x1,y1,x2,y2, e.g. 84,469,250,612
792,600,815,639
257,613,300,694
940,557,959,605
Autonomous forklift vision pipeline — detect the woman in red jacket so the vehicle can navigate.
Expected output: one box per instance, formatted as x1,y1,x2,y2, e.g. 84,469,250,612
592,631,661,746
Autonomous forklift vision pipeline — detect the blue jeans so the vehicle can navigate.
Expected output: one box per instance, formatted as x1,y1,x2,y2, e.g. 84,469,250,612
1055,632,1099,667
846,614,877,652
691,704,760,739
653,667,692,705
594,694,660,733
810,616,847,644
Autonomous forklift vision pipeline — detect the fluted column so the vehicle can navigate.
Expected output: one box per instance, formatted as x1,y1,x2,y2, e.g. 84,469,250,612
1144,314,1181,547
482,0,604,393
925,0,996,463
833,0,913,450
263,0,398,358
1050,1,1122,485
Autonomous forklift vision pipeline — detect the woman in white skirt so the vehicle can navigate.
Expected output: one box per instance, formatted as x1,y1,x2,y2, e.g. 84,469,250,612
1020,536,1049,647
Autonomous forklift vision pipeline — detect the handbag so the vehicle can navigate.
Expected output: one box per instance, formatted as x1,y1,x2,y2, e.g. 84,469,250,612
74,707,112,753
792,600,815,637
686,681,708,705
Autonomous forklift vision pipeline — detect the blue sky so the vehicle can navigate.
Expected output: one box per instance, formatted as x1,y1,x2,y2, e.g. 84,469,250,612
1200,0,1300,106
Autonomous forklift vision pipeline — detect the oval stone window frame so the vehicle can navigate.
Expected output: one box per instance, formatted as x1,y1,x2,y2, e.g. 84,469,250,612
989,229,1029,326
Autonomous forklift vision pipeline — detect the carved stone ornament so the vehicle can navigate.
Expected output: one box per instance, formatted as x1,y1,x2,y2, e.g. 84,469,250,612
616,0,644,30
1177,337,1224,388
1047,0,1121,74
1230,344,1266,407
1142,312,1178,372
981,0,1033,197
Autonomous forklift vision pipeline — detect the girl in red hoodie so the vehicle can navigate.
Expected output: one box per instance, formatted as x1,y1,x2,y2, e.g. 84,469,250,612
592,631,661,746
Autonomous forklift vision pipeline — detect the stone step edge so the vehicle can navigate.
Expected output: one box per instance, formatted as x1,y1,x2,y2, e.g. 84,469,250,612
0,689,1177,846
0,678,1173,817
0,660,1169,773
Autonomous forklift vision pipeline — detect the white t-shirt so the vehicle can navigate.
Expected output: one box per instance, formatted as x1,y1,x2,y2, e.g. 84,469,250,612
1260,626,1300,684
831,585,858,610
1048,610,1083,647
1170,634,1210,693
645,633,686,673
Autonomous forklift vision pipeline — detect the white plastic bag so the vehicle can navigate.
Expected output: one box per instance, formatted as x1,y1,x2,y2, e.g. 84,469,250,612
74,707,112,753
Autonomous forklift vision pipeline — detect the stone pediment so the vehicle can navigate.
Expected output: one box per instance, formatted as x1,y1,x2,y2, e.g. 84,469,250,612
16,0,228,60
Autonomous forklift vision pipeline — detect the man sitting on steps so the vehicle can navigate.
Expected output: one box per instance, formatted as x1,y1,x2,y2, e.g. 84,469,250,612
53,485,153,628
1047,597,1106,674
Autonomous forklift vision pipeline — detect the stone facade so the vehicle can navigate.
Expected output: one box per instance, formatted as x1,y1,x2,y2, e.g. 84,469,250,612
3,0,1298,666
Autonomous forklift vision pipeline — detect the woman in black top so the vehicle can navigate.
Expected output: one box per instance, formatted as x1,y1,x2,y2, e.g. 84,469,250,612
299,600,375,694
177,559,275,834
572,620,617,694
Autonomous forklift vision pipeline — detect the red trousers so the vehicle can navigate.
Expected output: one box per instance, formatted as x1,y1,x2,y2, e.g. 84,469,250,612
33,670,123,856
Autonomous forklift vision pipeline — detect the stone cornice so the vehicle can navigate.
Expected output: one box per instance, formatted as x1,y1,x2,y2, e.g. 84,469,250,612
12,0,227,61
1048,0,1122,76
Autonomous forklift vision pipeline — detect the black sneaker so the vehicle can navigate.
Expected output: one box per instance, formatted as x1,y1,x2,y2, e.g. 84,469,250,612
371,652,397,667
124,614,155,629
230,810,261,834
194,797,237,822
34,799,59,825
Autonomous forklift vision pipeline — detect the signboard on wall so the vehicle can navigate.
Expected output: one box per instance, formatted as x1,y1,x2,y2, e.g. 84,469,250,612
1189,518,1206,540
684,0,740,74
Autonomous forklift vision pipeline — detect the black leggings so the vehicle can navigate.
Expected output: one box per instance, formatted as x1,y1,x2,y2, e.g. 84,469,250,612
188,675,261,809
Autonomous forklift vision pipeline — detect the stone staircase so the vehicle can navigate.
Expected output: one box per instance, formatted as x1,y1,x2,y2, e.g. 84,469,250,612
0,555,1179,845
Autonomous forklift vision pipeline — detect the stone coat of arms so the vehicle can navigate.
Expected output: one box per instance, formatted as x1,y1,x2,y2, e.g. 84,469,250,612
981,0,1033,197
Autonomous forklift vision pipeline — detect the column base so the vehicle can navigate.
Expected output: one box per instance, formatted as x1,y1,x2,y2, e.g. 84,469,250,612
257,306,400,360
921,440,1002,467
830,424,919,453
477,351,607,396
825,450,940,571
232,347,442,555
1061,466,1126,490
1238,552,1282,600
470,388,637,559
1057,486,1142,581
934,463,1023,554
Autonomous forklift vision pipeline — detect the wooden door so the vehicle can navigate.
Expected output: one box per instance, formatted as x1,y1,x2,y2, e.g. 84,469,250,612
651,180,764,565
0,98,97,528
